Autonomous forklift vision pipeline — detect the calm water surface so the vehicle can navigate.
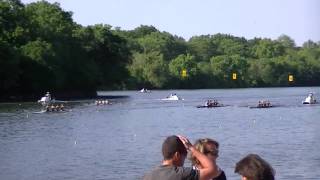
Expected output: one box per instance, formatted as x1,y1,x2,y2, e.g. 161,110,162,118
0,87,319,180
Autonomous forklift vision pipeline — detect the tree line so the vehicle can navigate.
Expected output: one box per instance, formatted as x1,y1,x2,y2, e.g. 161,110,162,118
1,0,320,100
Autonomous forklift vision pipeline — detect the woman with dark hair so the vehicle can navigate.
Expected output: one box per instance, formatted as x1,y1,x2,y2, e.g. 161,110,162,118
191,138,227,180
235,154,275,180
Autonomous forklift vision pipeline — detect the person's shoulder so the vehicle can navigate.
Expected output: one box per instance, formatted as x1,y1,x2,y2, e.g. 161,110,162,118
178,166,199,180
144,166,199,180
143,165,175,180
212,170,227,180
143,166,162,180
165,166,199,180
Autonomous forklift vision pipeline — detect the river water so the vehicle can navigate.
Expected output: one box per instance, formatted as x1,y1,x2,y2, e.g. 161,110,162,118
0,87,319,180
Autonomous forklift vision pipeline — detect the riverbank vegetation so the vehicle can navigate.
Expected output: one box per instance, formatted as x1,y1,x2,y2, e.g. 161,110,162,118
1,0,319,100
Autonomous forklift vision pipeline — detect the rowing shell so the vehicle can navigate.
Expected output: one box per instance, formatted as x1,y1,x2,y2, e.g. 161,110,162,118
196,105,224,108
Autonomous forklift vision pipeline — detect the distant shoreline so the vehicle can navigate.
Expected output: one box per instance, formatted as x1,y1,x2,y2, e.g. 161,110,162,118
0,91,127,103
1,85,319,103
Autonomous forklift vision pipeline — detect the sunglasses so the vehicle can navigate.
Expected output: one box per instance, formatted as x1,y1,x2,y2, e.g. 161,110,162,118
204,149,219,156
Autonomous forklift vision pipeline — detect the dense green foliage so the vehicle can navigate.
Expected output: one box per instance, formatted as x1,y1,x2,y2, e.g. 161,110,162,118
1,0,319,99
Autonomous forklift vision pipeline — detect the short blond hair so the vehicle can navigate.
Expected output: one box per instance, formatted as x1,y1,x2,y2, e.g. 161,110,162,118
190,138,219,165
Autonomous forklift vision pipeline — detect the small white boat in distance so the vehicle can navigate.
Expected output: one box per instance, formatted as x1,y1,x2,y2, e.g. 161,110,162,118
140,88,151,93
302,92,317,104
161,93,184,101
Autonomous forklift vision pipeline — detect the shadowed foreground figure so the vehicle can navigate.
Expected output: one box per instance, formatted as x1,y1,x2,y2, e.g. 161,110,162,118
143,135,218,180
235,154,275,180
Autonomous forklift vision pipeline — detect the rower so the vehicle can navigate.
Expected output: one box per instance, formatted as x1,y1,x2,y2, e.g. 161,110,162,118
266,100,270,107
59,104,65,111
44,92,51,104
45,105,50,112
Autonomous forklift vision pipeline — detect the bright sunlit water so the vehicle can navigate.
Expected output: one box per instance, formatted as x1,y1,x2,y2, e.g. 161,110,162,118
0,87,319,180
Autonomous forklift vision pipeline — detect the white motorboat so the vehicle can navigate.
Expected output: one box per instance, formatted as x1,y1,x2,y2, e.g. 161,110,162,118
161,94,183,101
302,93,317,104
140,88,151,93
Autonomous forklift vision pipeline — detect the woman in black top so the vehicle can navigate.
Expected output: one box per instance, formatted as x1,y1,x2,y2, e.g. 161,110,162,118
190,138,227,180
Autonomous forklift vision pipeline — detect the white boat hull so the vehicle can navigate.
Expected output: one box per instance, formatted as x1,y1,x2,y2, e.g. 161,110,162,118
161,95,183,101
302,95,316,104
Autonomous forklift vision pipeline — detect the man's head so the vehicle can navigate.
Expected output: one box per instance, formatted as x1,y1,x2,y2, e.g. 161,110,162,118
162,135,188,166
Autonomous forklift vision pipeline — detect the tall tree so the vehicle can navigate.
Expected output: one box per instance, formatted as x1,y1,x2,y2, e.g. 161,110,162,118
129,51,168,88
277,34,296,49
188,35,217,61
75,24,130,89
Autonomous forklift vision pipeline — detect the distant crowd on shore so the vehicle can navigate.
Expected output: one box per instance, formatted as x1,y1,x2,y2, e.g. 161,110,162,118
143,135,275,180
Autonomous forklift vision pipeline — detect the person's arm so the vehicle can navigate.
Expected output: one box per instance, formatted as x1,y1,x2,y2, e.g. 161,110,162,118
178,135,218,180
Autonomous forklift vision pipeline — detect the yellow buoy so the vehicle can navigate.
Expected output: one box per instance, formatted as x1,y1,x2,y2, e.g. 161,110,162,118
181,69,187,78
232,73,237,80
288,75,293,82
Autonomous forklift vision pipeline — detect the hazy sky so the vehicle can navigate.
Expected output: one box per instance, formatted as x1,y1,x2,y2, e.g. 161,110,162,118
21,0,319,46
